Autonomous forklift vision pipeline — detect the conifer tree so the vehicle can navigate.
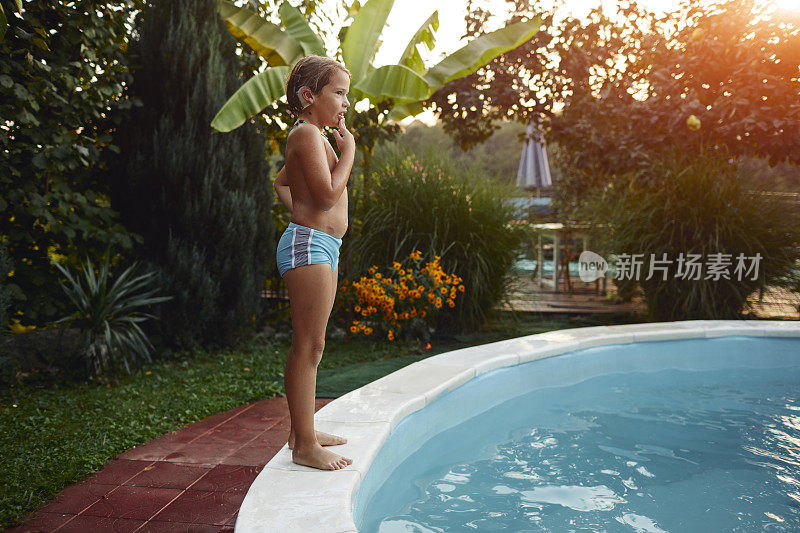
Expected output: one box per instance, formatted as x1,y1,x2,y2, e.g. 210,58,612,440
108,0,273,348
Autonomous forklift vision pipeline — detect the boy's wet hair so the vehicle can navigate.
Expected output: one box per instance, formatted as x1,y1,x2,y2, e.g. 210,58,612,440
286,55,351,117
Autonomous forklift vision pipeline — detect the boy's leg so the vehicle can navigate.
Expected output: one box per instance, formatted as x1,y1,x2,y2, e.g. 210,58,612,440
286,262,347,448
282,263,351,470
284,263,332,445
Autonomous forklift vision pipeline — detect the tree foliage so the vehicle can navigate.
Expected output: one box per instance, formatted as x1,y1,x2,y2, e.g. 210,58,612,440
107,0,273,349
0,0,144,327
427,0,800,176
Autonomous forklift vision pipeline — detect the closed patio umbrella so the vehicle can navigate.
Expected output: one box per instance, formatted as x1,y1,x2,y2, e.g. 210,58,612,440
516,121,552,197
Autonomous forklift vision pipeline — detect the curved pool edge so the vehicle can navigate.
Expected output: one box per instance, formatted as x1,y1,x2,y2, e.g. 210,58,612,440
233,320,800,533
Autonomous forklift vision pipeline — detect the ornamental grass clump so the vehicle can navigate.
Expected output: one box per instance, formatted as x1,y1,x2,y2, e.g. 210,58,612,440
338,250,464,342
579,145,800,320
52,251,173,377
350,144,523,334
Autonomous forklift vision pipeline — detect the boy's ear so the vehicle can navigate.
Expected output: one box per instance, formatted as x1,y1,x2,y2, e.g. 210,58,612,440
298,86,312,109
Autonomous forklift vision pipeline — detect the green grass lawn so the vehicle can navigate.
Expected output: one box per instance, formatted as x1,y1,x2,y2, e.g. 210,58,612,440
0,310,641,528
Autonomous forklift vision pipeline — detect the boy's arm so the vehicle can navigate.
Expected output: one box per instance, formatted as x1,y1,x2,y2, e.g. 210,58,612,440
273,164,292,212
294,127,353,211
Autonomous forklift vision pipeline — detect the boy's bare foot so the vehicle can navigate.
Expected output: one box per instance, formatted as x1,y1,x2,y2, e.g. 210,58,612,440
292,443,353,470
288,430,347,449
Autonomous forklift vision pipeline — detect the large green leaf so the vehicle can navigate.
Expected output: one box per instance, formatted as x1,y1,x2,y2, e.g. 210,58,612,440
423,18,541,87
278,1,326,58
341,0,395,83
211,66,290,132
397,10,439,76
387,99,428,123
353,64,432,105
346,1,363,17
217,0,302,66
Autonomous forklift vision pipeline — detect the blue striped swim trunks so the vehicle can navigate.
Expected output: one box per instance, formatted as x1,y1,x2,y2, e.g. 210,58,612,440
276,222,343,277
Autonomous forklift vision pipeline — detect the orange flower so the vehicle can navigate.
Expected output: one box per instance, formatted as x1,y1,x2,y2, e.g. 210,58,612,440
365,327,373,335
448,301,455,308
458,285,465,292
350,326,358,333
355,305,361,312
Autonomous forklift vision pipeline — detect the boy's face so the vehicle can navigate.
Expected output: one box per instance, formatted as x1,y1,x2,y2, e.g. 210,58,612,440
316,69,351,128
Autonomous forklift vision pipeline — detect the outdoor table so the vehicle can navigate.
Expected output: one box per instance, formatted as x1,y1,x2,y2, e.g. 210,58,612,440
533,222,606,294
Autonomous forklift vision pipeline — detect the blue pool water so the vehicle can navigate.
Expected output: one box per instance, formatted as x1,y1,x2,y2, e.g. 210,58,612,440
354,337,800,532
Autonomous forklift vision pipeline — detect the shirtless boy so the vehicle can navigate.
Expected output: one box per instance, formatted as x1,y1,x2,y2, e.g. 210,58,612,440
273,55,354,470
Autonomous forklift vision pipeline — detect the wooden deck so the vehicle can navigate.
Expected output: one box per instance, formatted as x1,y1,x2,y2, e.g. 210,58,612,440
498,273,800,319
498,274,647,315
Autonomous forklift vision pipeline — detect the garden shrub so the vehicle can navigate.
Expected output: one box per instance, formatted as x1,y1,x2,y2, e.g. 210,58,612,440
579,146,800,320
106,0,273,349
0,1,143,326
347,144,525,334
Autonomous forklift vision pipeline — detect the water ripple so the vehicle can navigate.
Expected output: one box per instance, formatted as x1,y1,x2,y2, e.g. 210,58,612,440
372,365,800,532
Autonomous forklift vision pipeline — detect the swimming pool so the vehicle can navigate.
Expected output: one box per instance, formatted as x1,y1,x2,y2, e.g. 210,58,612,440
234,320,800,532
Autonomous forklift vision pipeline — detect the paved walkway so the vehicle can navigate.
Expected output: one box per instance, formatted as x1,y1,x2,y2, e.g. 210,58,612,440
8,396,332,532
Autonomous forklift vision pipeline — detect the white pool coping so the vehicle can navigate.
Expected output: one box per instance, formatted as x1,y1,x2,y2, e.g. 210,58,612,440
234,320,800,532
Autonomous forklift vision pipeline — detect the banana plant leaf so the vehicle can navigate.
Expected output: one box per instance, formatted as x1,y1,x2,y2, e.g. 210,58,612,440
352,64,432,107
211,66,290,132
341,0,395,83
217,0,303,66
387,100,428,123
386,18,542,122
278,1,326,58
397,10,439,75
422,18,541,87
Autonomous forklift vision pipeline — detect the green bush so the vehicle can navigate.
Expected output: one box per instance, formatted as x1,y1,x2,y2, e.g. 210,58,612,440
579,146,800,320
0,1,143,326
347,144,525,334
107,0,273,349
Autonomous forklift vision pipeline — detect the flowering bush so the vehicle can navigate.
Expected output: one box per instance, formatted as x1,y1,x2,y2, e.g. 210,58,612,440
351,145,523,334
337,250,464,342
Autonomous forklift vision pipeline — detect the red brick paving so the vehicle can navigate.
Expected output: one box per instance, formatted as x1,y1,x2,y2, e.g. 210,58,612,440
6,396,333,533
